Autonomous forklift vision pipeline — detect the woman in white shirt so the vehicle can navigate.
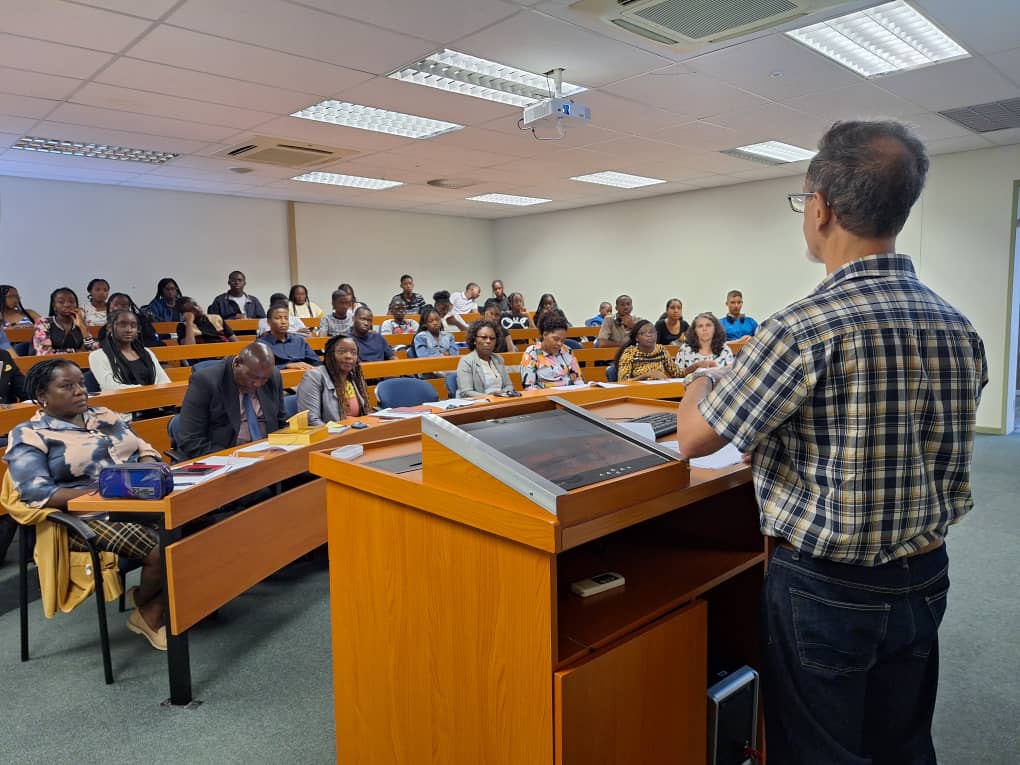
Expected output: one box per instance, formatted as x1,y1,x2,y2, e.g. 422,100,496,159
88,310,170,391
456,320,515,398
288,284,323,319
83,278,110,327
675,312,735,384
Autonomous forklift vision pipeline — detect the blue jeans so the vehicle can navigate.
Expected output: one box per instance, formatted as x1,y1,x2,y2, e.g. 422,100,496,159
761,544,949,765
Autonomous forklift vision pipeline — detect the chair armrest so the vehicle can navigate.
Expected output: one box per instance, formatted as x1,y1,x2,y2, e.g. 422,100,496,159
46,511,100,544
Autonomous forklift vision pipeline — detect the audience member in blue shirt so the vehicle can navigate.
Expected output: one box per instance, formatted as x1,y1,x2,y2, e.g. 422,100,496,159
721,290,757,341
414,306,457,358
585,302,612,327
257,304,321,369
143,278,183,323
350,307,394,362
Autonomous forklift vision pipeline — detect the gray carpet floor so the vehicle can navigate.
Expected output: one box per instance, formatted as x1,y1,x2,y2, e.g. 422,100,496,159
0,434,1017,764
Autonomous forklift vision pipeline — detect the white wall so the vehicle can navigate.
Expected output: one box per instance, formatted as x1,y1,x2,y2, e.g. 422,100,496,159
493,144,1020,433
0,176,290,313
292,203,494,313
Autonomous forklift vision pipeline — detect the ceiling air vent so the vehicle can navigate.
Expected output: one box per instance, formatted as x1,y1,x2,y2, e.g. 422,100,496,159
571,0,854,50
426,178,479,189
213,136,359,169
938,98,1020,134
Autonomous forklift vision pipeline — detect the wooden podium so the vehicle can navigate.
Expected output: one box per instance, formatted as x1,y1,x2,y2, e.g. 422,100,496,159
309,396,765,765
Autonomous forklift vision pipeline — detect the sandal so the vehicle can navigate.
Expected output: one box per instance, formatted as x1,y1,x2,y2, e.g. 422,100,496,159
127,608,167,651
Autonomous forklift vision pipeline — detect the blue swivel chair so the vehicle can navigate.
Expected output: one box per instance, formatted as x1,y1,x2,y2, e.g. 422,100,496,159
376,378,439,409
444,372,459,398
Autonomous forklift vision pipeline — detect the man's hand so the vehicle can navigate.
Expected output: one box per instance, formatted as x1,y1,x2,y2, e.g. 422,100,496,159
182,311,196,324
620,314,635,330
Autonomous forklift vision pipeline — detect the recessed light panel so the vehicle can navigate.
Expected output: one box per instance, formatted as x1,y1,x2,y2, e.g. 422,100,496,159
787,1,969,78
291,100,463,139
13,136,177,164
721,141,817,165
466,193,551,206
389,49,585,107
571,171,666,189
291,172,403,190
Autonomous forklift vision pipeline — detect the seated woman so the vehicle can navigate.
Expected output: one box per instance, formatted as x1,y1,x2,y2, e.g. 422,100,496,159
177,297,237,344
288,284,323,319
481,299,515,353
675,312,735,383
1,284,41,328
3,359,167,649
456,320,516,398
534,293,570,329
433,290,467,332
338,283,368,313
33,287,99,355
295,334,371,425
655,298,689,347
614,319,682,382
520,313,583,390
103,292,164,348
88,310,171,391
500,292,530,331
257,303,321,370
413,306,457,358
143,278,183,323
83,278,109,327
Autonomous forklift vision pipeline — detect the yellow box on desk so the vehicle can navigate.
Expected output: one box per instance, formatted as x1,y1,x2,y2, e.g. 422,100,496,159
268,410,329,445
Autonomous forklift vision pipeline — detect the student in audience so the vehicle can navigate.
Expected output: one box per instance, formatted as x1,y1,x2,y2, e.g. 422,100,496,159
534,293,569,328
350,307,394,362
1,284,41,327
177,342,287,458
208,270,266,319
288,284,323,319
338,283,367,312
296,334,371,425
0,327,14,355
177,296,237,345
614,319,682,382
482,299,515,353
501,292,531,331
490,280,509,312
586,302,612,327
655,298,690,346
143,278,183,323
0,346,25,403
721,289,758,340
521,313,583,390
4,359,167,649
597,294,643,348
318,289,355,337
83,278,109,327
33,288,99,355
451,282,481,316
104,292,163,348
433,290,467,332
414,306,457,358
257,294,307,336
89,310,171,391
379,299,418,335
257,303,321,370
456,320,516,398
392,274,427,315
676,312,735,381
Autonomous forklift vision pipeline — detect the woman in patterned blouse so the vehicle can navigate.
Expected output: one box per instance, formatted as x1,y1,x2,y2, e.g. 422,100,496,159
3,359,168,650
520,313,583,390
614,319,682,382
675,312,735,383
33,287,100,355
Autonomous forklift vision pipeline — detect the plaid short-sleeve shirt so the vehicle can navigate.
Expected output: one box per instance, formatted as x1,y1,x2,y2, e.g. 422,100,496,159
699,254,987,566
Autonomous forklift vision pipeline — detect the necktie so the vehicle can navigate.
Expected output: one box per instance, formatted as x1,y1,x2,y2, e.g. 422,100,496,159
243,393,263,441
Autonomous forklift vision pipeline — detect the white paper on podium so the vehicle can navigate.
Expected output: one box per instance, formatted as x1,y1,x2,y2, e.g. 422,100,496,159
617,421,657,443
689,443,744,470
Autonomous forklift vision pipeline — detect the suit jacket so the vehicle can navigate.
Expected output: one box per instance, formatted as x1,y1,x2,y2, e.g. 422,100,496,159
208,293,266,320
177,356,287,458
0,349,25,404
455,350,514,398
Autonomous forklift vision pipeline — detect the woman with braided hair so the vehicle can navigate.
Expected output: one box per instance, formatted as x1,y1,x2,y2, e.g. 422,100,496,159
88,309,170,391
295,333,372,425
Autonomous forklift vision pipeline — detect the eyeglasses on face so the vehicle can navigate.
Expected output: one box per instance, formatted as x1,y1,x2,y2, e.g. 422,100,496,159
786,192,815,213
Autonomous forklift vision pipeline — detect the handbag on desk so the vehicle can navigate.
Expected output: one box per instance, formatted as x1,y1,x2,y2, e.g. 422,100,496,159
99,463,174,500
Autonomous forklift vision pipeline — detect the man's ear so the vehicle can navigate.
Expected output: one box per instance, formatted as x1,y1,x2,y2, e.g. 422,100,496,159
813,191,833,229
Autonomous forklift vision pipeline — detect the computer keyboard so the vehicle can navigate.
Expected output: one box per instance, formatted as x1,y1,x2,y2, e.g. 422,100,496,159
627,412,677,438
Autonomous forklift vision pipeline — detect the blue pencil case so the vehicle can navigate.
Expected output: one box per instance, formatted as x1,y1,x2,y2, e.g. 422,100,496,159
99,463,175,500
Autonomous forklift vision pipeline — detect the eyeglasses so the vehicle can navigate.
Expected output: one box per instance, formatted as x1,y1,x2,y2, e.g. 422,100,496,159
787,192,815,213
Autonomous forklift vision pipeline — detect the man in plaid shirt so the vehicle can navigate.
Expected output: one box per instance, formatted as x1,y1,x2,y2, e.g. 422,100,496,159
677,121,987,764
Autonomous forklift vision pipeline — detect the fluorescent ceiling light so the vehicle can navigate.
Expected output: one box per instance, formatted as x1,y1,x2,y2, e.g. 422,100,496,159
13,136,177,164
722,141,817,165
291,171,403,190
466,193,551,206
571,171,666,189
291,100,462,139
389,49,585,107
787,1,969,78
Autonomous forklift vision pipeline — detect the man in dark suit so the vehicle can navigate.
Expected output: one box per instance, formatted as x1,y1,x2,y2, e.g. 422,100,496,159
177,342,287,459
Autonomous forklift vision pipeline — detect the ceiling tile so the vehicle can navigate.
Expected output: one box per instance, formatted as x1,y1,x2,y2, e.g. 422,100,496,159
982,126,1020,146
604,67,769,119
689,34,860,101
0,157,142,183
575,91,686,137
0,93,60,120
782,83,921,124
96,58,322,114
0,0,153,53
487,150,618,178
70,82,277,130
295,0,520,46
167,0,436,74
622,155,716,182
0,34,112,79
986,47,1020,87
46,103,238,142
0,67,82,100
74,0,180,18
332,77,519,126
454,9,671,88
914,0,1020,55
30,121,212,154
424,126,550,159
902,112,976,142
388,140,517,169
125,26,373,96
702,103,831,149
0,147,154,174
576,135,690,162
681,174,743,190
648,119,742,151
730,160,810,181
0,132,23,149
478,112,615,148
876,57,1020,112
926,134,996,154
0,115,46,135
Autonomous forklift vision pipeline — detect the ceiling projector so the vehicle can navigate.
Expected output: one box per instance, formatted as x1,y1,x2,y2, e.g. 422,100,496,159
521,96,592,129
